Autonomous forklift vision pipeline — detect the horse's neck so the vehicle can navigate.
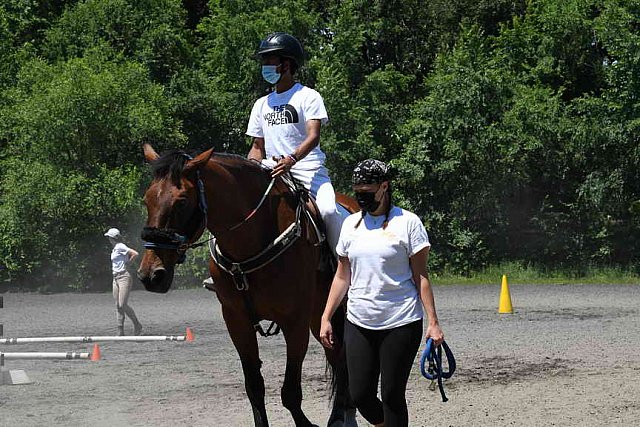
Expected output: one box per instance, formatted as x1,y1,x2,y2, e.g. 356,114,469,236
204,159,290,259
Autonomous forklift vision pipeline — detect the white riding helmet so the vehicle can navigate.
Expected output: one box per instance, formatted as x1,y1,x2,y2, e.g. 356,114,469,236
104,228,121,239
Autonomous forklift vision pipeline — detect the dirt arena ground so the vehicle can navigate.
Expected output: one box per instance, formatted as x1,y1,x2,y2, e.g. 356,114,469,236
1,283,639,426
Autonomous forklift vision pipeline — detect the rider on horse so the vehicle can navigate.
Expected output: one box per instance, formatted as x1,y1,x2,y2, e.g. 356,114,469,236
246,32,344,256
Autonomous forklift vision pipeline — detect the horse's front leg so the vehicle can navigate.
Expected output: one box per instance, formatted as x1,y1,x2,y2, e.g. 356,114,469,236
281,317,317,427
222,304,269,427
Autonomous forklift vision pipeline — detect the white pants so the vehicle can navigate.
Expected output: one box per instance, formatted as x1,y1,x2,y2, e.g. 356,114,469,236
112,271,140,328
262,160,345,255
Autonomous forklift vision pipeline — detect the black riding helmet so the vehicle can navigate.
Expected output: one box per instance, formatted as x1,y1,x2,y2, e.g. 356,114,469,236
257,32,305,67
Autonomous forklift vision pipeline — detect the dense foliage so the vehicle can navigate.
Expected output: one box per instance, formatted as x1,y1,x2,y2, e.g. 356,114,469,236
1,0,639,290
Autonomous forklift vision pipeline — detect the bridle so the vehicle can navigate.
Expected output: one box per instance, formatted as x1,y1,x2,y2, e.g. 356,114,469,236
141,154,208,263
141,154,277,263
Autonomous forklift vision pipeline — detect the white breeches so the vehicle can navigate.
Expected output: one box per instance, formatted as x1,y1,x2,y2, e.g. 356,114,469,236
112,271,139,327
262,160,345,255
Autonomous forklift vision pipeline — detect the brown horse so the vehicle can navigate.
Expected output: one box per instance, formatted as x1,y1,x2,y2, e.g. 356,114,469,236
137,144,358,427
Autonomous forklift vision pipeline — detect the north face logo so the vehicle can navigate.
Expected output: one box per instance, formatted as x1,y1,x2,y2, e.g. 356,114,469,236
264,104,299,126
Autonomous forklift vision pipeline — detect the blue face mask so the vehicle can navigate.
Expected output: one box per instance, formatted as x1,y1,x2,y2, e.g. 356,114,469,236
261,65,281,84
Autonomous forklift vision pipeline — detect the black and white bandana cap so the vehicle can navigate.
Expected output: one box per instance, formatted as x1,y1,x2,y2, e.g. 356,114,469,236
352,159,390,185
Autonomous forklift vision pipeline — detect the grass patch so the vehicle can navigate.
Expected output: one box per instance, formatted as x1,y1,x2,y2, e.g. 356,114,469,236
430,262,640,285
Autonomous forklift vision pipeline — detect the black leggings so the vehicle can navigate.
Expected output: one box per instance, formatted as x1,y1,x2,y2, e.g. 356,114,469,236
345,319,423,427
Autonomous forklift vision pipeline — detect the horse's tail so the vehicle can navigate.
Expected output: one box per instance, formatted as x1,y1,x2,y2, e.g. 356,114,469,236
326,300,347,401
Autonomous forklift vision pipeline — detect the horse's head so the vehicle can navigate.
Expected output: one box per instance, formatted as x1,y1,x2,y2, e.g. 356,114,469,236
137,143,212,293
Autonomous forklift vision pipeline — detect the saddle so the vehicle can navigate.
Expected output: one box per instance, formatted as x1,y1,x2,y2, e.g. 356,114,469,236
277,172,339,273
277,173,324,244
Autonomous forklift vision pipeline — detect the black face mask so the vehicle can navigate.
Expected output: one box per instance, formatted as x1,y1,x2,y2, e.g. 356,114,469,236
355,191,380,213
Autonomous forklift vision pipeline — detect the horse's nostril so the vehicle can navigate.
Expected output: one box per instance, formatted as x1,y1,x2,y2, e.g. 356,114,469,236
152,268,166,283
138,273,148,285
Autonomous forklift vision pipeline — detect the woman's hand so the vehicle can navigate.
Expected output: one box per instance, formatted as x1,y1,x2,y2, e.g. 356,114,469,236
425,322,444,347
320,317,334,349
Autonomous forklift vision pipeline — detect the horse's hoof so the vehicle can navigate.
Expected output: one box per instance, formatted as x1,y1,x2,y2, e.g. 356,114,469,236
344,409,358,427
328,411,358,427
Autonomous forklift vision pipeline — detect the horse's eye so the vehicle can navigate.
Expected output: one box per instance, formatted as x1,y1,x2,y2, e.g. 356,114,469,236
175,199,187,208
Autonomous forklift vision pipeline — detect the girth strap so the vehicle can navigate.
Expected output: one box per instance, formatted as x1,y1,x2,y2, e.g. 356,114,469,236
209,191,304,337
241,292,281,337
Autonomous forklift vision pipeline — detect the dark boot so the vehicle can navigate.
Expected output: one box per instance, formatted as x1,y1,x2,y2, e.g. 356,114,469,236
133,322,143,336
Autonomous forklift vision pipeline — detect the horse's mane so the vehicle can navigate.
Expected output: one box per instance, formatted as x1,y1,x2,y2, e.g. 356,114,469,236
151,150,270,185
211,152,270,175
151,150,191,185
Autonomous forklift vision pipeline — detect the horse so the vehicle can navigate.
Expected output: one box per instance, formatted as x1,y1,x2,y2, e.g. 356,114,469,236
137,143,359,427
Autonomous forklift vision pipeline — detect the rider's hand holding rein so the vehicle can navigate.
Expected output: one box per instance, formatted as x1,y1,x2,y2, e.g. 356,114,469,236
271,154,297,177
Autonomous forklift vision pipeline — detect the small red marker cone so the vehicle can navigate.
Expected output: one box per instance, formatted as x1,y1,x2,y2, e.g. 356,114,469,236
185,327,195,342
90,343,101,361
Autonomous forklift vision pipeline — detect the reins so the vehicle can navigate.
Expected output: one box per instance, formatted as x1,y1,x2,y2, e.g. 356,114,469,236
142,152,277,260
420,338,456,402
170,177,277,252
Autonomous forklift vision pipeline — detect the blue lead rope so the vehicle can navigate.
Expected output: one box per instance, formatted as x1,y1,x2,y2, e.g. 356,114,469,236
420,339,456,402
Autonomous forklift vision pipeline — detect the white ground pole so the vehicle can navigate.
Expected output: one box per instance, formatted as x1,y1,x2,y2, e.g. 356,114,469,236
1,353,32,385
1,351,95,385
1,351,91,360
0,297,30,385
0,297,100,385
0,334,188,344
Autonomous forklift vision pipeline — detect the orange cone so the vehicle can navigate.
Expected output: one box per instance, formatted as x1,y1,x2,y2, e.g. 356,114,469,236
185,327,195,342
90,343,101,361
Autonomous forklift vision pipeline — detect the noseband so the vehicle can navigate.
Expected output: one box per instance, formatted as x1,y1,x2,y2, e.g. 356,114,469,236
141,154,208,263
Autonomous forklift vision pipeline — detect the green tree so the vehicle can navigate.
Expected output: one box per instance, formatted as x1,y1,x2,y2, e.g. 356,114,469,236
0,54,184,289
43,0,192,82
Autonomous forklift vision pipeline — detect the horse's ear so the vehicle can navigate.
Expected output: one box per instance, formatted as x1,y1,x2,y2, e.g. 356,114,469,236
143,143,160,162
183,148,214,175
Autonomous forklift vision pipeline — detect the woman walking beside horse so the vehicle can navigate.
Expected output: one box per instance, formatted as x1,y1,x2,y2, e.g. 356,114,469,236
320,159,445,427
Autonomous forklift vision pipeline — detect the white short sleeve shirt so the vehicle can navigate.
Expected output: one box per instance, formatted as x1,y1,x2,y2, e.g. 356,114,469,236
110,243,131,274
336,206,431,330
246,83,329,171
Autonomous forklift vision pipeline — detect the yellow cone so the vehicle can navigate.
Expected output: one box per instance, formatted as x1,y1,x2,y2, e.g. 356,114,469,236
498,274,513,314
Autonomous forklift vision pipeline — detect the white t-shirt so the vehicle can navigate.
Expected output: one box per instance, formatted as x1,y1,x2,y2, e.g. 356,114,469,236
110,243,132,274
336,206,431,330
246,83,329,171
